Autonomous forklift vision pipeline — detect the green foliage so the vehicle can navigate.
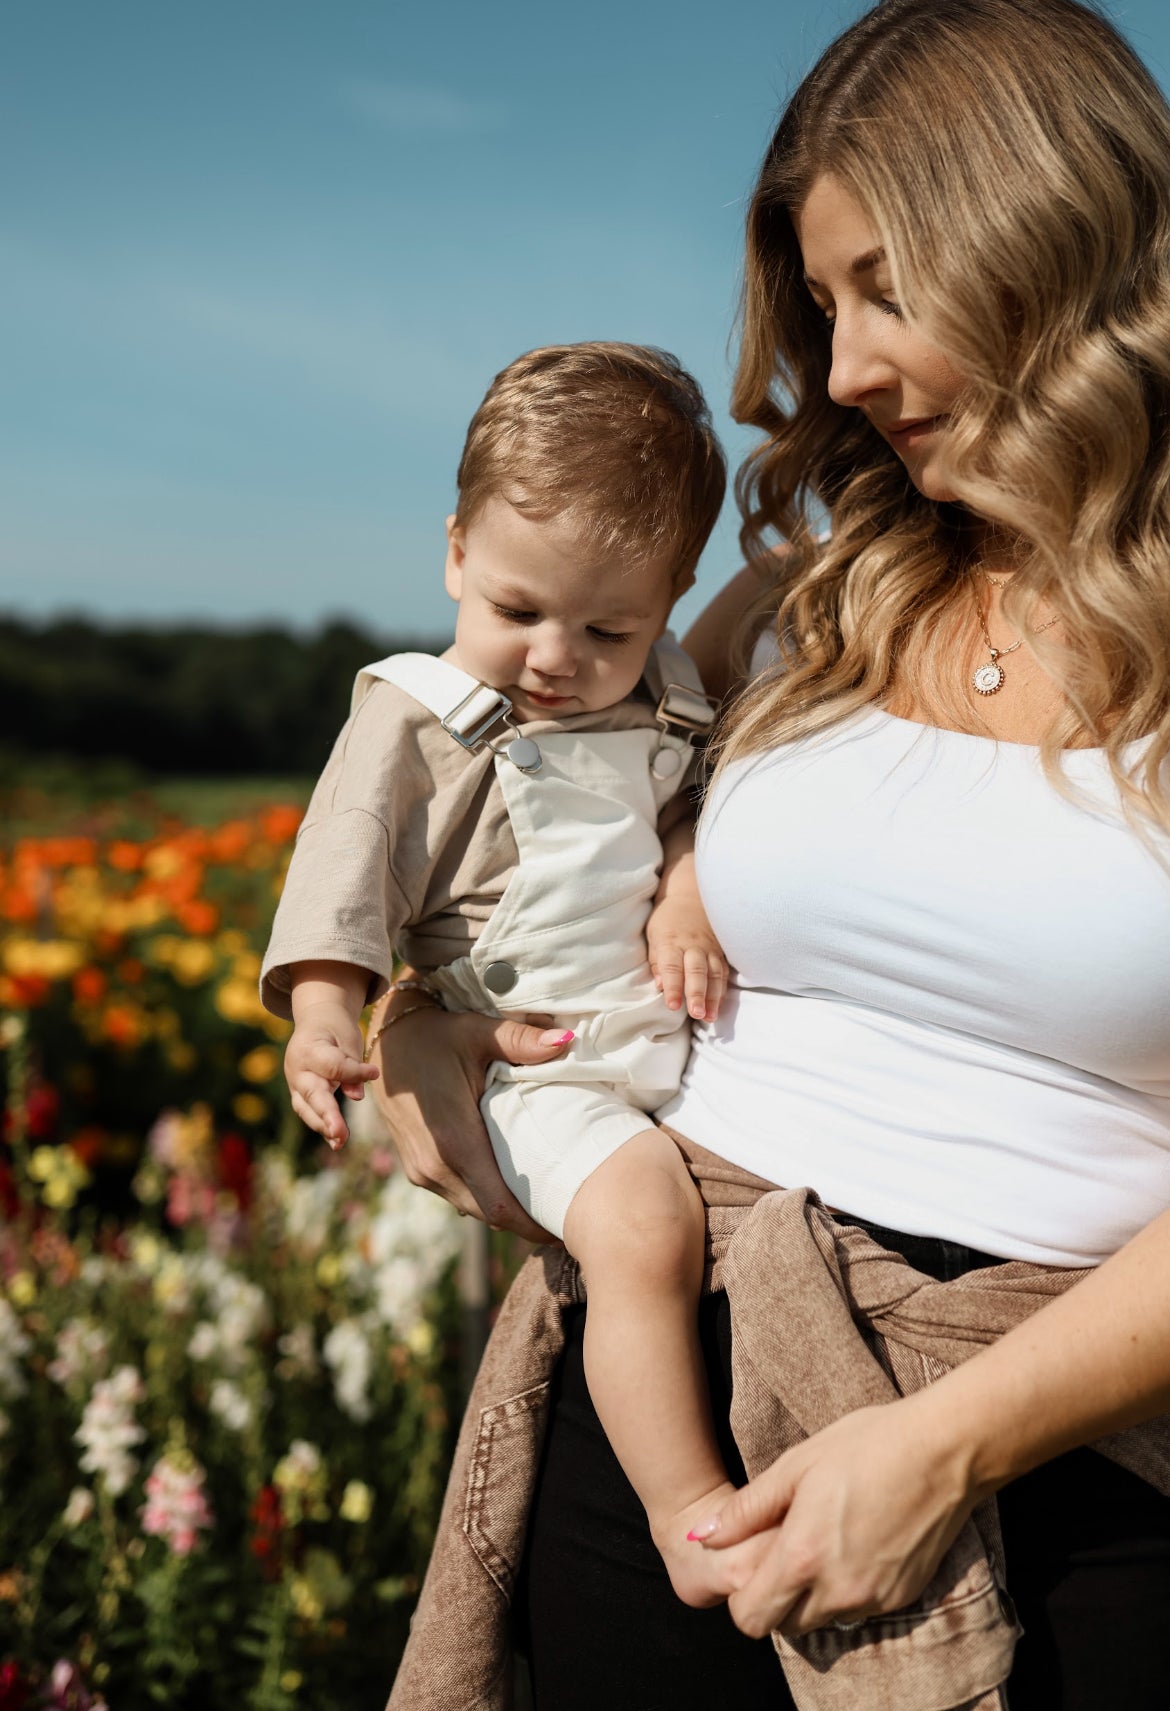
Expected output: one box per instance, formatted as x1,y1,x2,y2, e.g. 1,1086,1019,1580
0,614,446,777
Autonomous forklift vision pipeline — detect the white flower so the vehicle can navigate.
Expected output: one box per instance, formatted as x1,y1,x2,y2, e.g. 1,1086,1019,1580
48,1318,110,1389
359,1172,462,1337
75,1365,146,1497
209,1378,253,1433
284,1170,344,1252
63,1486,95,1526
0,1298,32,1400
141,1451,213,1554
323,1318,373,1422
187,1321,219,1363
277,1438,322,1482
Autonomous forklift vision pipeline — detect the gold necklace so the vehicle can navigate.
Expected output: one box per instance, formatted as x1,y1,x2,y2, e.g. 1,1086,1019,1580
971,583,1061,696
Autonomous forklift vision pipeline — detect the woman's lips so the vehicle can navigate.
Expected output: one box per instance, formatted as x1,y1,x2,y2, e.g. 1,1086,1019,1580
883,416,942,447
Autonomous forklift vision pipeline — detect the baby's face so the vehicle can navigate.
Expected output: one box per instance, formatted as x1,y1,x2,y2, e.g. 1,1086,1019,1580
444,498,677,721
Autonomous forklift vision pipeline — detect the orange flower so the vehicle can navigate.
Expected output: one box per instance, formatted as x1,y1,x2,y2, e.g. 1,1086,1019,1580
8,973,50,1008
117,957,145,984
0,888,37,924
261,805,303,845
102,1002,143,1048
176,898,219,936
207,821,252,864
72,966,107,1005
107,840,144,873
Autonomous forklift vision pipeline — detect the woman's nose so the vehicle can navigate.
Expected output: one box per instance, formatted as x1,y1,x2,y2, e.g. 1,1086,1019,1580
826,312,892,411
527,627,577,678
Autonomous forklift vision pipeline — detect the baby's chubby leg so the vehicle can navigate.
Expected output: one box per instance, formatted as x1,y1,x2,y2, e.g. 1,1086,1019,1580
562,1128,773,1607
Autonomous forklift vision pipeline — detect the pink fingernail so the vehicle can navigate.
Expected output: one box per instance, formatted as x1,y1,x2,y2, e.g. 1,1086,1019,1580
537,1029,575,1046
686,1517,720,1542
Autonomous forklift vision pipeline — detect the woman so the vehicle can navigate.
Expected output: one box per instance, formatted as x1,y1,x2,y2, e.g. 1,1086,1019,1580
371,1,1170,1704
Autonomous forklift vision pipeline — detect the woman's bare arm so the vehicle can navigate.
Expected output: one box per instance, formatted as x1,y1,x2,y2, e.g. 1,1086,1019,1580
680,557,785,704
698,1203,1170,1637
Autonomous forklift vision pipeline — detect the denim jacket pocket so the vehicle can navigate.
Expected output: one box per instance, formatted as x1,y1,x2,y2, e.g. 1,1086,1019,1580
463,1382,551,1600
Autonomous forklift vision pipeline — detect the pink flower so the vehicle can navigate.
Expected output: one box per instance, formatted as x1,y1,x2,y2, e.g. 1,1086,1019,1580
140,1452,213,1555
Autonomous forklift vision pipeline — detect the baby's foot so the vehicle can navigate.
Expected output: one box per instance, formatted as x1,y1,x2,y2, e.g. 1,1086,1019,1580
650,1482,776,1609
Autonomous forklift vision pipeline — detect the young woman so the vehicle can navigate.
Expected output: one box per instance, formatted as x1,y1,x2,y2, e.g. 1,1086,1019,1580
368,2,1170,1704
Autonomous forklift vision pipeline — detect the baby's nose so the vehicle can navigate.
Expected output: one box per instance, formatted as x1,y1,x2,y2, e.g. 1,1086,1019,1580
528,628,577,677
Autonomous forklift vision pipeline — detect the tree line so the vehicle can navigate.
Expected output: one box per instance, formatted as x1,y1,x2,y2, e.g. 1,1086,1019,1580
0,615,447,776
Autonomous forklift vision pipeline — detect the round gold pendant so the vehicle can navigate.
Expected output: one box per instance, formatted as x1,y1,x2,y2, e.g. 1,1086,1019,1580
973,662,1004,695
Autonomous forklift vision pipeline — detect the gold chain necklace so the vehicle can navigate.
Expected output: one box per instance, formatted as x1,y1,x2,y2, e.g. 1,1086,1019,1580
970,577,1061,696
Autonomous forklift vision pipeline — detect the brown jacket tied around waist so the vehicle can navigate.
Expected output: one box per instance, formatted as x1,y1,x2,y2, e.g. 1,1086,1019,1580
387,1135,1170,1711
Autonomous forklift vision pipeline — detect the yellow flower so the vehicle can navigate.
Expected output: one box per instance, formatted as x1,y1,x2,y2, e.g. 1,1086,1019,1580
131,1232,163,1274
215,978,265,1026
239,1045,280,1083
279,1672,303,1694
315,1254,341,1288
170,941,216,986
290,1577,324,1624
339,1480,373,1524
29,1145,91,1210
216,929,248,957
7,1271,36,1308
232,1092,267,1125
406,1321,435,1360
4,939,85,980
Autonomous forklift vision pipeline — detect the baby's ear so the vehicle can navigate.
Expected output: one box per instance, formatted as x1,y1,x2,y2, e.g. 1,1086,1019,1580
444,515,465,600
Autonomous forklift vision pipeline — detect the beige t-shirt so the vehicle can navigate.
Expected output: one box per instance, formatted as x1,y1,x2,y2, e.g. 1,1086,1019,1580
261,677,693,1019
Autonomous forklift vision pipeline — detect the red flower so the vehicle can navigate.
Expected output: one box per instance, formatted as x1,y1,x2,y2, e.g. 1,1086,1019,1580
0,1660,28,1711
217,1133,253,1212
24,1081,60,1140
249,1484,284,1579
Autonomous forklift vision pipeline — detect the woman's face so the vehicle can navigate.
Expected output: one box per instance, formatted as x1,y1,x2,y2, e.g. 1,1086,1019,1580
794,174,966,502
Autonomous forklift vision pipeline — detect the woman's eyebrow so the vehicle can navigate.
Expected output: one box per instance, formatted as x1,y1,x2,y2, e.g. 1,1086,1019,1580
803,246,888,289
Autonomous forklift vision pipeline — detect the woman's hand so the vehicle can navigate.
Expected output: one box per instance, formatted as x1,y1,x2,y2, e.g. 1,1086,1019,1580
692,1395,977,1638
368,999,570,1241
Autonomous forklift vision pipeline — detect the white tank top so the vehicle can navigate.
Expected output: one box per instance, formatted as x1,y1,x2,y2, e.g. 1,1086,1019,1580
658,708,1170,1265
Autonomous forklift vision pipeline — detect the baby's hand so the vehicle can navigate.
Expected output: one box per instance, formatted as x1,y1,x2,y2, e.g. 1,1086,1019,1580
647,896,729,1022
284,1007,378,1150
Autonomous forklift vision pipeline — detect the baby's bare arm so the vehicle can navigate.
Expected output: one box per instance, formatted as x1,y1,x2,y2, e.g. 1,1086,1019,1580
285,960,379,1148
648,823,728,1021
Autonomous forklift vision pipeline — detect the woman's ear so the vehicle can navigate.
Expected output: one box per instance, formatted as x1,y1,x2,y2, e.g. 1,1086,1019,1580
444,515,465,602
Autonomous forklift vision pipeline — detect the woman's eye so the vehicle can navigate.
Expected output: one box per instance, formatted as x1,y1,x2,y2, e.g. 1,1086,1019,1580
494,605,539,624
879,297,904,320
588,627,633,646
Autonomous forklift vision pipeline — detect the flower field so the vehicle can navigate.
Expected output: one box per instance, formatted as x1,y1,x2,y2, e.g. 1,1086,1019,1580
0,791,465,1708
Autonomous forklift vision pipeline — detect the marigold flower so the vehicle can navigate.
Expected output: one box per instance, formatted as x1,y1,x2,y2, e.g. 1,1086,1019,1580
239,1045,280,1083
176,898,219,936
71,967,106,1006
232,1092,267,1126
261,805,303,845
106,840,144,873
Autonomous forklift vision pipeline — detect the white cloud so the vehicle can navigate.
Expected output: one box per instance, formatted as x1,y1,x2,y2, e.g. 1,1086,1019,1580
340,77,507,136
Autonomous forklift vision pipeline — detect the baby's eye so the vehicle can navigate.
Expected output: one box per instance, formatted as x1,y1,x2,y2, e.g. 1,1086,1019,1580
588,627,633,646
493,605,539,625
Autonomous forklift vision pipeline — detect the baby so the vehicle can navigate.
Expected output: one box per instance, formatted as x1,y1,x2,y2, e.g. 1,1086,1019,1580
262,342,765,1605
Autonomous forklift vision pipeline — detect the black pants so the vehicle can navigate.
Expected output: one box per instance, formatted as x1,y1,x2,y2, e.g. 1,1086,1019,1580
514,1225,1170,1711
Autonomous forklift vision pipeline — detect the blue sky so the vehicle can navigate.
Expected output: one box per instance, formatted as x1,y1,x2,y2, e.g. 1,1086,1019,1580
5,0,1170,641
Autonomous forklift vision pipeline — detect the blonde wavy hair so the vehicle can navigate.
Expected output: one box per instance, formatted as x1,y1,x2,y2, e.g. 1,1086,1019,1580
718,0,1170,832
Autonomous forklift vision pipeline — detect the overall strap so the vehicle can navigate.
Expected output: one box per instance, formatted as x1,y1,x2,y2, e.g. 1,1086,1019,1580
642,633,717,741
352,652,515,742
352,654,540,771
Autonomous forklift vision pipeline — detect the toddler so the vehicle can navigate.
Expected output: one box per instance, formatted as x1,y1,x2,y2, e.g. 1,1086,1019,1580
262,343,767,1604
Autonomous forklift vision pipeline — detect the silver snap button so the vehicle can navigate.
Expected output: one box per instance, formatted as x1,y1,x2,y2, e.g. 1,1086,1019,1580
651,746,682,779
505,736,542,774
483,960,518,995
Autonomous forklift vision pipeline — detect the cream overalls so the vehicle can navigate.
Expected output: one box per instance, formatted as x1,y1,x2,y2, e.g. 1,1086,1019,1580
351,638,713,1236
